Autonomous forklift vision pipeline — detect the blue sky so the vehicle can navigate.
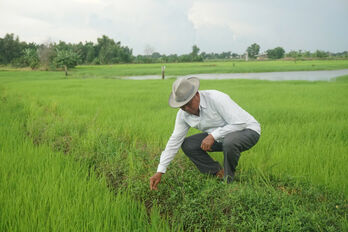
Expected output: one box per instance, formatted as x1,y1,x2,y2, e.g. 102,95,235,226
0,0,347,55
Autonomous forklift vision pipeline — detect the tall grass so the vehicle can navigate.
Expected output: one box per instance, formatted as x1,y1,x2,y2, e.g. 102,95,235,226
0,68,347,231
3,71,346,194
0,97,177,231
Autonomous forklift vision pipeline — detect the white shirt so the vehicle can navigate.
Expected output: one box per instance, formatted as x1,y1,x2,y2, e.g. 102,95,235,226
157,90,261,173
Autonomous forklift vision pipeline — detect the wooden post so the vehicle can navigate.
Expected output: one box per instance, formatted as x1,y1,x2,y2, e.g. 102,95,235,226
161,66,166,80
64,65,68,77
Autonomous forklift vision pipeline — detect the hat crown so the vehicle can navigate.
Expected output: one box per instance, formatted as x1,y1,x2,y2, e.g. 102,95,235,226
173,78,195,102
168,77,199,108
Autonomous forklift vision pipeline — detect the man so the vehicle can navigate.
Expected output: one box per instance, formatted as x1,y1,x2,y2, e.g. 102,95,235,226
150,77,260,190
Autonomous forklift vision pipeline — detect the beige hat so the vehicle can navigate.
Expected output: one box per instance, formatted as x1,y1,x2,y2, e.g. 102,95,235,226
168,77,200,108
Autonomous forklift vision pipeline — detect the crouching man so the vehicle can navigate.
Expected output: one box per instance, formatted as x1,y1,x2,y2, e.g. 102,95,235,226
150,77,260,190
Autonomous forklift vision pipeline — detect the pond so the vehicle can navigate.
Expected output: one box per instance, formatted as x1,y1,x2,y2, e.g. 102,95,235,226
124,69,348,81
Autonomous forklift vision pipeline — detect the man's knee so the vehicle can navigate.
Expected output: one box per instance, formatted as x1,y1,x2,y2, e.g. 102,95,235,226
223,129,259,153
181,136,202,155
222,134,241,153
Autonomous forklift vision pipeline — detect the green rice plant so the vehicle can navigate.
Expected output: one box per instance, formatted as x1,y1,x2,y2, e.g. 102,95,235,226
0,65,347,231
0,98,178,232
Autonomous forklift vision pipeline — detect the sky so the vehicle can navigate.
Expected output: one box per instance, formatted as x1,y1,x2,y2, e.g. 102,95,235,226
0,0,347,55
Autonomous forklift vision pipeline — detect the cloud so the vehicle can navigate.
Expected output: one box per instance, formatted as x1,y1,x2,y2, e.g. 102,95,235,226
187,0,276,52
187,0,348,53
0,0,347,55
188,1,256,37
0,0,197,54
95,0,196,54
0,0,103,44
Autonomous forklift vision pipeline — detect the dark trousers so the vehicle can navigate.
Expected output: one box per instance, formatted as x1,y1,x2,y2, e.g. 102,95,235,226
181,129,260,182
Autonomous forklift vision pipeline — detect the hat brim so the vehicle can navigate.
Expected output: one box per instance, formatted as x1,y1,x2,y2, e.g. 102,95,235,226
168,77,200,108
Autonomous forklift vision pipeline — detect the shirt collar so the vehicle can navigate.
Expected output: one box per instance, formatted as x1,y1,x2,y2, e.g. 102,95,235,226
199,91,207,109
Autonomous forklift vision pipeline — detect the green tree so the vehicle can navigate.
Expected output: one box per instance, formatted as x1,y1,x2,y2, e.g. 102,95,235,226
220,51,231,59
151,52,161,59
95,35,133,64
314,50,329,58
190,45,203,62
303,51,311,58
56,40,71,51
96,35,116,64
287,50,300,59
246,43,260,59
0,33,26,65
231,53,239,58
266,47,285,59
178,54,191,62
23,48,40,69
53,49,80,75
191,45,200,57
166,54,178,63
119,46,132,63
85,42,96,64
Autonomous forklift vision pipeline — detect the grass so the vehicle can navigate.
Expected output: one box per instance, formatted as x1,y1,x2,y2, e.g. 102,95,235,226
336,74,348,82
0,63,348,231
0,96,178,231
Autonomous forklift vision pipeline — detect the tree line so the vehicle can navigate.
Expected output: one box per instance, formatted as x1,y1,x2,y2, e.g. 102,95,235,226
245,43,348,60
1,33,347,70
0,34,133,70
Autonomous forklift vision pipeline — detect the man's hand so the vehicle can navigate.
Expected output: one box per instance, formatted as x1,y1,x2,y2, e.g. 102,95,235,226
150,172,163,190
201,134,215,151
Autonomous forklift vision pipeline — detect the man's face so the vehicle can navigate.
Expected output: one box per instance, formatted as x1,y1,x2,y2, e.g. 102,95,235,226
180,92,200,115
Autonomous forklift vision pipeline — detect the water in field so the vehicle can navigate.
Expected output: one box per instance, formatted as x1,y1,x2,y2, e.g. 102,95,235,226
124,69,348,81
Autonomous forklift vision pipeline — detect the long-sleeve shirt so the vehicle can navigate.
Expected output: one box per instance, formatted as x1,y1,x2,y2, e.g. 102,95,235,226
157,90,261,173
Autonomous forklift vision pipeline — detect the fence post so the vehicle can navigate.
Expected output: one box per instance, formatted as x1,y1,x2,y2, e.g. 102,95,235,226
161,66,166,80
64,65,68,77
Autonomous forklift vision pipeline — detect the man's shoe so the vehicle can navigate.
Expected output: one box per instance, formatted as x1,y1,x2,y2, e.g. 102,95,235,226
216,169,224,179
226,173,235,183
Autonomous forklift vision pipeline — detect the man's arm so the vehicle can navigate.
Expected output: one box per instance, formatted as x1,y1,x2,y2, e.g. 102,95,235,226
200,134,215,151
150,172,163,190
150,110,190,190
210,92,248,141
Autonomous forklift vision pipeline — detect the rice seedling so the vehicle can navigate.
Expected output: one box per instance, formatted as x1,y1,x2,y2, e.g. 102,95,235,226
0,64,347,231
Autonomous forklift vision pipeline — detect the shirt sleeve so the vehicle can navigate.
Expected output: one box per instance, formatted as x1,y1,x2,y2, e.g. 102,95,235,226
157,110,190,173
210,93,247,141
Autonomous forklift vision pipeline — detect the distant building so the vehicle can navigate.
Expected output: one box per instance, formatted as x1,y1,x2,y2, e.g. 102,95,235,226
256,53,268,60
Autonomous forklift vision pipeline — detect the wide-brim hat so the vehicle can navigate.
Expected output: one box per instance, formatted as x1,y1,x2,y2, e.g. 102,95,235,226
168,77,200,108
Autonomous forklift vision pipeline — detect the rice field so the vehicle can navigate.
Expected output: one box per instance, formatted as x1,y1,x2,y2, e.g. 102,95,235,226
0,61,347,231
0,90,177,231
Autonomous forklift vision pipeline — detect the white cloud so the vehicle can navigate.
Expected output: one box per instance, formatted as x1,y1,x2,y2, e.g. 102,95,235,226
187,0,348,53
187,0,276,52
0,0,347,54
188,1,255,36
